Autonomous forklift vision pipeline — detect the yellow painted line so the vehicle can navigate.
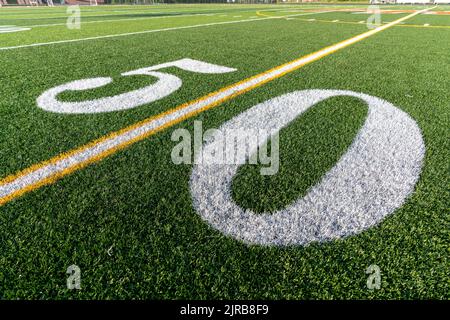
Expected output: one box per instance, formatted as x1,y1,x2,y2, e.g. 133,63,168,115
256,11,272,18
0,7,434,206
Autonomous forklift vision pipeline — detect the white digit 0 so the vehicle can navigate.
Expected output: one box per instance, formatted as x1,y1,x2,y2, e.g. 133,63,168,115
190,90,425,246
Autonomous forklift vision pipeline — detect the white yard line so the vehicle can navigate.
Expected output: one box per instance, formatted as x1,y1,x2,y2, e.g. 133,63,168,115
22,12,219,28
0,11,328,51
3,7,310,28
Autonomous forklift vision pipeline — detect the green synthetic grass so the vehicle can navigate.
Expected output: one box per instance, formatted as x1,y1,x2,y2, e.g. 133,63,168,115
0,4,449,299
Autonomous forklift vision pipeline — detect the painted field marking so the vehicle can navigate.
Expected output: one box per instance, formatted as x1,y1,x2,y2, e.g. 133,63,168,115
1,11,158,22
0,11,328,51
37,58,237,114
0,25,30,33
0,7,434,206
191,90,424,245
399,23,450,29
24,12,224,28
255,10,330,19
291,17,450,29
7,7,312,28
3,6,266,21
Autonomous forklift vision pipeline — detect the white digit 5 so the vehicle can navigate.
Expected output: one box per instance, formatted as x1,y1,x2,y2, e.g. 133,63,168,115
37,58,236,114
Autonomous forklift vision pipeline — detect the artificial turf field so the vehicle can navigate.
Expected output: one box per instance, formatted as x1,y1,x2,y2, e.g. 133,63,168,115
0,3,449,299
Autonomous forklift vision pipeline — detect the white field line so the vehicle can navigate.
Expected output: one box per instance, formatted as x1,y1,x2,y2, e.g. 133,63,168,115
0,7,434,205
0,11,326,51
0,26,30,34
1,6,275,18
22,12,220,28
6,7,313,28
18,9,254,28
4,11,162,20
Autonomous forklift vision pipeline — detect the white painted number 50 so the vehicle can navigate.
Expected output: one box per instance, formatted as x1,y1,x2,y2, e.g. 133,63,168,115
37,58,236,114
